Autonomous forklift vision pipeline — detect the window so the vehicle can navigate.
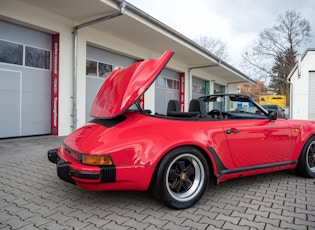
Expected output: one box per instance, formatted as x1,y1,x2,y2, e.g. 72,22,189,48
0,40,51,70
99,63,112,78
156,77,165,88
86,60,97,76
156,77,179,90
192,84,205,94
0,40,23,65
25,46,50,69
174,80,179,90
166,79,173,89
86,59,118,78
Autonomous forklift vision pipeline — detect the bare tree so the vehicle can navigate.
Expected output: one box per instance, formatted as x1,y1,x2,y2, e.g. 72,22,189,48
242,10,311,83
194,35,230,61
250,82,269,102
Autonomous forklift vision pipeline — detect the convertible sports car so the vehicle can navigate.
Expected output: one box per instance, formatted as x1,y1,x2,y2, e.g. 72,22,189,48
48,50,315,209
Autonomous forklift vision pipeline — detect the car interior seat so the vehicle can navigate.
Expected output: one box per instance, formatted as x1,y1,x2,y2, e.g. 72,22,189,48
167,100,181,116
188,99,207,118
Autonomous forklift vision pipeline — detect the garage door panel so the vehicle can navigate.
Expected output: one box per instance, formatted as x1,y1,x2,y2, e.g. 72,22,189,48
86,46,137,122
192,77,207,99
0,20,52,138
20,69,51,135
0,92,21,137
0,20,52,50
87,46,135,67
155,69,180,114
21,90,51,136
86,78,104,121
22,69,51,92
0,70,21,138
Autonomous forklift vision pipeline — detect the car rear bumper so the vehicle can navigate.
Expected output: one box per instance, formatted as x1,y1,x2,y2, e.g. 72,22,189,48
47,149,115,185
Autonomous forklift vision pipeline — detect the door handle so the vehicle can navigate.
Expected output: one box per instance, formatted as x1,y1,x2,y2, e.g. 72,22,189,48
226,129,240,134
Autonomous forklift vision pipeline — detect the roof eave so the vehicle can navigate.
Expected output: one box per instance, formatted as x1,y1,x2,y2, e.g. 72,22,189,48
111,0,255,84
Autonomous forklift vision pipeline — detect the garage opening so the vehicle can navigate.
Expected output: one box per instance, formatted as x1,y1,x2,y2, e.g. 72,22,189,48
85,46,137,122
0,20,52,138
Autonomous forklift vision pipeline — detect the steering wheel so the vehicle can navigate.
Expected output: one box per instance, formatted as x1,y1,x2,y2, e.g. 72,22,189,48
208,109,223,119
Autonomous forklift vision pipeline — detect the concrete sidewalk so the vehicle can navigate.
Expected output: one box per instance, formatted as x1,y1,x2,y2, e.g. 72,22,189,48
0,136,314,229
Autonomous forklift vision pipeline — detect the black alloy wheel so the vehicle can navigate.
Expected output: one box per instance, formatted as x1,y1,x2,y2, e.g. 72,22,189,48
151,147,209,209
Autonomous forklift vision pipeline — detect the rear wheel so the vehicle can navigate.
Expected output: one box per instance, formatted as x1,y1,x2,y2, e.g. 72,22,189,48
151,147,209,209
295,136,315,178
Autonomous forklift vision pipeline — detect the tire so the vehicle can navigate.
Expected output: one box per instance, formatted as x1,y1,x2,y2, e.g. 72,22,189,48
151,146,209,209
295,136,315,178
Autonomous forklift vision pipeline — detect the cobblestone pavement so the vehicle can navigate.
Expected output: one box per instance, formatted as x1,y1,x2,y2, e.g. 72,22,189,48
0,136,314,230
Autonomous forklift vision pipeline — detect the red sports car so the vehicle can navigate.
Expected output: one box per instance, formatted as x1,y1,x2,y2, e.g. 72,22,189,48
48,50,315,209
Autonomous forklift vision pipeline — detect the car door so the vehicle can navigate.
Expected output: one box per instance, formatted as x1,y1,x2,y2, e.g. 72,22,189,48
220,119,292,168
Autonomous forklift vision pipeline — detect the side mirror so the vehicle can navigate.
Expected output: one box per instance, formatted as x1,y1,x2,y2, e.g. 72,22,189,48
268,111,278,121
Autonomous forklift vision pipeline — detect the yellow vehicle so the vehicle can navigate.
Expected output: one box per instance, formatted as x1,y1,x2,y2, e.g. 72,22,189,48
259,95,286,107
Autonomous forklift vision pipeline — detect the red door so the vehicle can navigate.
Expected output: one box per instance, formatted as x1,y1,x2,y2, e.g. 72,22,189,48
220,119,292,167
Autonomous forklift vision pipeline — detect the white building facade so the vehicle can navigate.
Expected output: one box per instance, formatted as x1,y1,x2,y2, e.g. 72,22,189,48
0,0,254,138
287,49,315,120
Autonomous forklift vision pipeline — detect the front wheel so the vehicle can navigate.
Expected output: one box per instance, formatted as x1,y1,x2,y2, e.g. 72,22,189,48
151,147,209,209
295,136,315,178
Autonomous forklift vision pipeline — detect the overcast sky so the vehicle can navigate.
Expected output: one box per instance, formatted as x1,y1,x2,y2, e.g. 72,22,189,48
127,0,315,69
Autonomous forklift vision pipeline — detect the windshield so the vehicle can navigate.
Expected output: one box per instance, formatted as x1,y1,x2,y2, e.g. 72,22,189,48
130,94,269,120
201,94,268,118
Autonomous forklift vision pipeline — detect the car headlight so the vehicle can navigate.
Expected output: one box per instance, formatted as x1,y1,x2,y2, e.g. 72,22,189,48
82,154,113,166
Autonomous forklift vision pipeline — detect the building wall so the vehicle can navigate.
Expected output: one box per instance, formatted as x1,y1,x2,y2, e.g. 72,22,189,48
289,50,315,120
76,28,189,125
1,0,74,136
1,0,242,137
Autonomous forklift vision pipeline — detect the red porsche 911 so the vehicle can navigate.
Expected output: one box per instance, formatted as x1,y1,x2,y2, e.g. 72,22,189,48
48,50,315,209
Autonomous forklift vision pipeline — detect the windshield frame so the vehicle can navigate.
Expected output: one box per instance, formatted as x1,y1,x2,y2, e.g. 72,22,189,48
200,94,269,118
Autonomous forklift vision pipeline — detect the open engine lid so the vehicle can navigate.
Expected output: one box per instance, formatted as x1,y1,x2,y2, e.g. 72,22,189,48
90,50,174,118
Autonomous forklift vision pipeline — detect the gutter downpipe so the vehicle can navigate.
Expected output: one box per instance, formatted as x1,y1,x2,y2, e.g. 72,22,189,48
286,75,293,119
71,2,126,130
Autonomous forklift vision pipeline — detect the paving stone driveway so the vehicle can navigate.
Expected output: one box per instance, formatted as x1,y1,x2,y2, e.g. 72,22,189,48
0,136,314,230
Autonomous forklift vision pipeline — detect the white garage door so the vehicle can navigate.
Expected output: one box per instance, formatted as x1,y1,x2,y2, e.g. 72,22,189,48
0,21,51,138
86,46,137,122
309,71,315,120
192,77,207,99
155,69,180,114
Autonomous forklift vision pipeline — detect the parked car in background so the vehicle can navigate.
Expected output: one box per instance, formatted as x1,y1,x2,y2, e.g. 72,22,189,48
48,50,315,209
261,104,286,118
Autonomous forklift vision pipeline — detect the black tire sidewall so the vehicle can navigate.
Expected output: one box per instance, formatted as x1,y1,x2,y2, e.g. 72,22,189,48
296,136,315,178
155,146,209,209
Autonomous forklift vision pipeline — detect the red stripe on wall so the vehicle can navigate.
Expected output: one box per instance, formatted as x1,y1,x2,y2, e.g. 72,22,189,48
180,73,185,111
51,34,59,135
